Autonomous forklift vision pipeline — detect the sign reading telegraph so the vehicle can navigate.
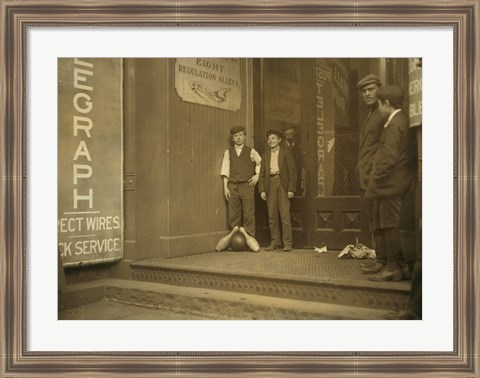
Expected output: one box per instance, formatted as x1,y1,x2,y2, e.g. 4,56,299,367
315,60,335,197
175,58,241,111
58,58,123,267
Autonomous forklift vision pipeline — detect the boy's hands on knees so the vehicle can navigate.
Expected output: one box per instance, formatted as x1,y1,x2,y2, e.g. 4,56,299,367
287,191,295,199
260,192,267,201
248,174,259,187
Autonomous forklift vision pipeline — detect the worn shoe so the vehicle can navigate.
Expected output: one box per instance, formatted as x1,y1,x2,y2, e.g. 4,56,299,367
283,245,292,252
369,267,403,282
265,244,281,251
360,259,378,268
361,262,385,274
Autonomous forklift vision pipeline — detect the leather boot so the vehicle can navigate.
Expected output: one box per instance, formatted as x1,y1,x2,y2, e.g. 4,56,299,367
369,266,403,282
362,262,385,274
360,259,377,268
373,229,387,266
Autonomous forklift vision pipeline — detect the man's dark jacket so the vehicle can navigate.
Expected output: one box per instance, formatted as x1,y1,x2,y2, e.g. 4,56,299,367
365,110,417,199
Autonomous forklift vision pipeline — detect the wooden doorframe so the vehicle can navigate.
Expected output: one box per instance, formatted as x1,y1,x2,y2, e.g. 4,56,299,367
253,59,270,246
253,58,368,249
293,58,316,248
253,58,313,248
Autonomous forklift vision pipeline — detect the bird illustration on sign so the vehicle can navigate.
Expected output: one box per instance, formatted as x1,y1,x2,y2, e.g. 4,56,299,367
189,81,230,103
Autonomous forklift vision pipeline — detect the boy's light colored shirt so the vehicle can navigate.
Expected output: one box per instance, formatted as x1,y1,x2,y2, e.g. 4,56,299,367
269,148,280,175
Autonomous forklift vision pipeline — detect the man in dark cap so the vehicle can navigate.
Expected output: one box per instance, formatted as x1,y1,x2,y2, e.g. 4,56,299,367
258,130,297,251
356,74,387,274
220,125,262,237
283,125,304,196
365,85,417,282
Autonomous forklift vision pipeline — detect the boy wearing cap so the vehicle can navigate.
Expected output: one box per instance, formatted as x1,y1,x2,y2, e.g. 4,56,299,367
258,130,297,252
365,85,417,282
220,126,262,237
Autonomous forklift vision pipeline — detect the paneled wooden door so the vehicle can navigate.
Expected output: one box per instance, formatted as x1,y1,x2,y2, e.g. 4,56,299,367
254,58,369,249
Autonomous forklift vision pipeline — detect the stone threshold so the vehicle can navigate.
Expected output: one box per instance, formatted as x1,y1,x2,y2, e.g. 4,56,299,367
59,278,396,320
130,251,410,311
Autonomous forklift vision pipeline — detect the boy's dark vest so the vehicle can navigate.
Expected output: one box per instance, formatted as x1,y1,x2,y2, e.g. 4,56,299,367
229,145,255,183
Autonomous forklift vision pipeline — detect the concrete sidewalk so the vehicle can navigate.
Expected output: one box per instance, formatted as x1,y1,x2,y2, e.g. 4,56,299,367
59,298,212,320
59,278,392,320
59,249,412,320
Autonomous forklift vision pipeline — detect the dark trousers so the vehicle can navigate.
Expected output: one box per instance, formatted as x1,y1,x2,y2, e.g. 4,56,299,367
402,179,421,318
407,251,422,318
399,181,417,269
267,176,292,247
360,189,376,250
228,182,255,236
373,183,417,272
372,196,403,269
374,227,402,268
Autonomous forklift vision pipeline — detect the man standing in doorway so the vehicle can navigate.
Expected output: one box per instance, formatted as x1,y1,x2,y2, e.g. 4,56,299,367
356,74,386,274
284,126,304,196
365,86,416,281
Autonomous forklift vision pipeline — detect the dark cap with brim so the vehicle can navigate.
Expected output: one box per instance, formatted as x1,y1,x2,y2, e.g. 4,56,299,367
283,125,297,132
376,85,405,108
266,129,283,138
230,126,246,134
357,74,381,89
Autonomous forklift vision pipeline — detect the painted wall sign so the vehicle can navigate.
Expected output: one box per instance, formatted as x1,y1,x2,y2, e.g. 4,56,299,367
408,58,422,127
315,60,335,197
58,58,123,267
175,58,241,111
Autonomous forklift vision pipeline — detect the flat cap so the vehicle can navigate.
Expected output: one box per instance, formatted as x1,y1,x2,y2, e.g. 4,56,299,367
376,85,405,108
266,129,283,138
357,74,381,89
283,125,297,132
230,126,246,134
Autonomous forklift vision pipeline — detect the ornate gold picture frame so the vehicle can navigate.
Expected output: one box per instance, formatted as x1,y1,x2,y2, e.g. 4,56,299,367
1,0,479,376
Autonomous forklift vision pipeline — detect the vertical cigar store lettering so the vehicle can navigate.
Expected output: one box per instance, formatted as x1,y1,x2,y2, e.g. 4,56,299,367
72,58,94,209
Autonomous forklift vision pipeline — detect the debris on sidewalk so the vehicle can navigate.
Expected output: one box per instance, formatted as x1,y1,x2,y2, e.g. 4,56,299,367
337,238,376,260
314,246,328,254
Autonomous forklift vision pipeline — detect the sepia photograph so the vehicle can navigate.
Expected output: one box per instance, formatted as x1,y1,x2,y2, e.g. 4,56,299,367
58,57,423,321
2,0,478,375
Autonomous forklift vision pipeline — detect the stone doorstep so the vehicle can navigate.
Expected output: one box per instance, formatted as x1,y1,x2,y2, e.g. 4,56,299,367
129,265,409,311
59,278,395,320
128,251,411,292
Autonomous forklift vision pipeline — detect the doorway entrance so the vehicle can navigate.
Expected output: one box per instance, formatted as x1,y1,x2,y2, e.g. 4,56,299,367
254,58,370,249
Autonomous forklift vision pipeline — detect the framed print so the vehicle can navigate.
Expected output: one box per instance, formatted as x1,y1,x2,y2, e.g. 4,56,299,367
1,0,479,376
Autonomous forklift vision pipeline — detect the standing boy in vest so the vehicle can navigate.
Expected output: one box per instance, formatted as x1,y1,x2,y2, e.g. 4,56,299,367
258,130,297,251
220,126,262,237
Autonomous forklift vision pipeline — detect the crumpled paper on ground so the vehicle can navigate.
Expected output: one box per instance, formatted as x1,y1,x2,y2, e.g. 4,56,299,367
337,239,376,259
314,246,327,254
